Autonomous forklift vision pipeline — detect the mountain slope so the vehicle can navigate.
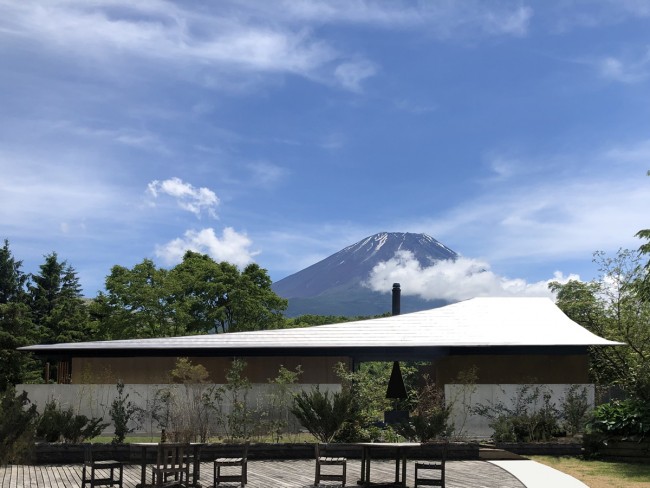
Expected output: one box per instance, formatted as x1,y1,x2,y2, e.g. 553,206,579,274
273,232,458,317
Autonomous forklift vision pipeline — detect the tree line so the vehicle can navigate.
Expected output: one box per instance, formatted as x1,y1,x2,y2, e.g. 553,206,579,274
0,241,366,389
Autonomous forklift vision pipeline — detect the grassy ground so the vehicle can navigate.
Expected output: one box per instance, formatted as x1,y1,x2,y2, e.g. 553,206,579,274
530,456,650,488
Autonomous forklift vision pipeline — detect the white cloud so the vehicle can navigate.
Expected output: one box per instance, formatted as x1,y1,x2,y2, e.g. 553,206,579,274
154,227,257,267
598,48,650,83
0,1,534,96
365,250,579,301
273,1,533,37
334,60,378,92
147,177,219,218
246,161,289,188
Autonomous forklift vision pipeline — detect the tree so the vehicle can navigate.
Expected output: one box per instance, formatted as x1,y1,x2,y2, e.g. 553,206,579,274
550,249,650,401
0,240,40,388
93,252,287,338
166,252,228,335
92,259,174,339
29,252,92,344
218,262,287,332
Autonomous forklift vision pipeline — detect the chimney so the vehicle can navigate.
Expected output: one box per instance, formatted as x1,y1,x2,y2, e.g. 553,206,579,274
392,282,401,316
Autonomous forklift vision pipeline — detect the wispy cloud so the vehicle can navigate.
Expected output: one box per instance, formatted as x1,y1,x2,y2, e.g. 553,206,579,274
147,177,219,218
246,161,289,188
334,60,378,92
422,143,650,267
0,0,536,97
271,0,533,37
155,227,257,266
599,48,650,83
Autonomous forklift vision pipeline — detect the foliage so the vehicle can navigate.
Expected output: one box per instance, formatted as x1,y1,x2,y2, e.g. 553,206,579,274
588,399,650,440
560,385,591,436
290,385,354,443
155,358,214,443
0,386,38,464
109,381,143,444
550,249,650,402
396,375,452,441
29,252,93,344
36,399,107,443
91,252,287,339
0,240,41,388
209,358,259,441
332,361,392,441
91,259,174,339
473,384,561,442
262,365,303,443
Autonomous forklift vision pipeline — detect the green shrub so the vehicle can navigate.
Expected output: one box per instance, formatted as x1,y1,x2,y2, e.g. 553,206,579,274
560,385,591,435
36,399,107,443
0,386,38,464
109,381,143,444
589,399,650,440
396,375,452,441
291,386,354,443
473,384,561,442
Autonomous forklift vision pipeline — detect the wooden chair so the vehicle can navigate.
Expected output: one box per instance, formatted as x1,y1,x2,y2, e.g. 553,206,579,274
213,441,249,486
81,444,123,488
414,443,447,487
314,443,346,486
151,443,191,487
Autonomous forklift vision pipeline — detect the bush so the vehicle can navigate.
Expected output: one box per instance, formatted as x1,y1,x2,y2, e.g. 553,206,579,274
588,399,650,440
473,384,561,442
0,386,38,464
396,376,452,442
291,386,354,443
36,399,107,443
560,385,591,435
109,381,143,444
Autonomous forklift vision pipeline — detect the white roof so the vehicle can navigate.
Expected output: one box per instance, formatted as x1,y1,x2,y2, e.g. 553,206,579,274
21,297,621,353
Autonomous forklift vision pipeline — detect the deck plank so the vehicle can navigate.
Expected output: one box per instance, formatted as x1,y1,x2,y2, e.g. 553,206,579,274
0,460,525,488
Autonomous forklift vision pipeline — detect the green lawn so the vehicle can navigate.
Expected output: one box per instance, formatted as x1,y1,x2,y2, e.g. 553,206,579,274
530,456,650,488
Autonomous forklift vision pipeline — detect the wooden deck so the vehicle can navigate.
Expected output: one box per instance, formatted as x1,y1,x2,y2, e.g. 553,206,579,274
1,460,525,487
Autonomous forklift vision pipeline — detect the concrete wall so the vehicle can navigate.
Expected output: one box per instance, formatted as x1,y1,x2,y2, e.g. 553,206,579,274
445,383,595,439
18,382,594,439
18,383,342,436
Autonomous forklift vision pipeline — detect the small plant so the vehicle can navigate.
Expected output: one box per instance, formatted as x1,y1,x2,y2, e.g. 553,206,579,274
0,386,38,464
163,358,214,442
397,375,452,442
588,399,650,440
36,399,107,443
559,385,591,436
473,384,561,442
109,380,143,444
291,386,354,443
263,365,302,443
209,359,260,441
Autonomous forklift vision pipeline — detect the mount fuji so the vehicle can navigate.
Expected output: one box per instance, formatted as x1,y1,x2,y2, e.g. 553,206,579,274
272,232,458,317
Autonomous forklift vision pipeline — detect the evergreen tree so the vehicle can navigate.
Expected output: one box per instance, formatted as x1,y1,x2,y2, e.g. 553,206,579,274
29,252,92,344
0,240,40,389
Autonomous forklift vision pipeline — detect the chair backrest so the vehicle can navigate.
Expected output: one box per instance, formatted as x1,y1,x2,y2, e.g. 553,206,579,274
83,444,93,464
156,443,189,471
241,441,249,459
315,443,333,459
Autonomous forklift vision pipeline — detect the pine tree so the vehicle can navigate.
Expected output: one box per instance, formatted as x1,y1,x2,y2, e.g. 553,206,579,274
0,240,40,389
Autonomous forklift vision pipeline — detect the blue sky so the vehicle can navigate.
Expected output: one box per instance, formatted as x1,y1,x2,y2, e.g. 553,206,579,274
1,1,649,301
